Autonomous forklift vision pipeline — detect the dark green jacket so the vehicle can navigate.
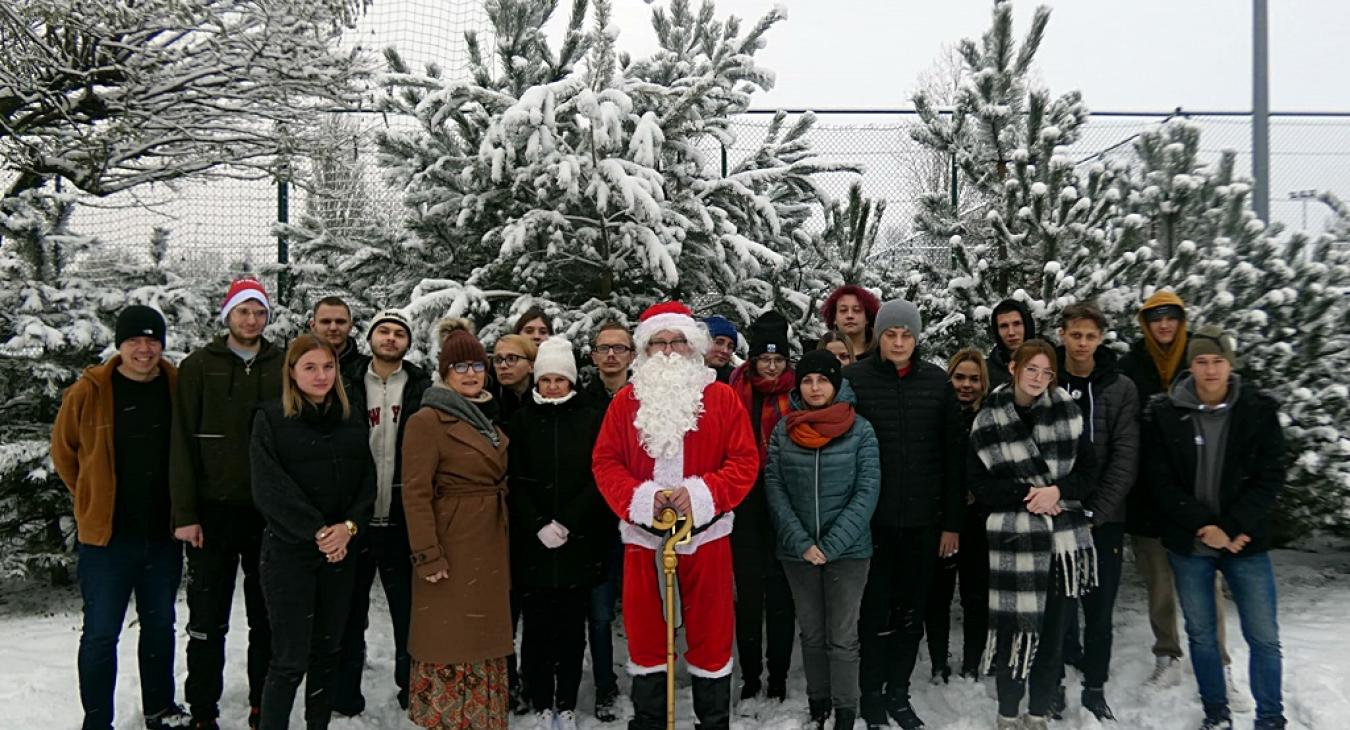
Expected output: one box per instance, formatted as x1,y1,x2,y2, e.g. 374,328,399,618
763,383,881,562
170,335,283,526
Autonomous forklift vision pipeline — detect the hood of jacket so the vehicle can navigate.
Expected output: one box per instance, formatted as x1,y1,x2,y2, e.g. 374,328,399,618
1054,343,1121,386
1169,373,1242,413
989,298,1037,356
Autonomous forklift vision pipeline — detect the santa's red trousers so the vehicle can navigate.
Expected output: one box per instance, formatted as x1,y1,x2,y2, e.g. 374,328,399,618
622,538,734,677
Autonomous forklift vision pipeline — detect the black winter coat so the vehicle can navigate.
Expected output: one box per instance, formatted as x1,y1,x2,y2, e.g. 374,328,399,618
843,353,965,531
1055,346,1141,525
507,393,614,589
1119,337,1169,536
249,398,377,546
345,360,433,528
1146,387,1285,556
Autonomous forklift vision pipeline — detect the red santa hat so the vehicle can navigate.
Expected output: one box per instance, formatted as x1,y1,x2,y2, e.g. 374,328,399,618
633,301,710,356
220,277,271,324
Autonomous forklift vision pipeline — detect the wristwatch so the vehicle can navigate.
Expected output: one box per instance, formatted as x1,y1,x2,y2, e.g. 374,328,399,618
344,520,359,536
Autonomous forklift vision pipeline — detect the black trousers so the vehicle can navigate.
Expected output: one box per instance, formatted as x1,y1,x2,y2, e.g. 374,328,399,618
925,509,991,674
335,525,412,709
184,504,271,720
520,587,590,712
258,535,357,730
731,524,796,685
1062,522,1126,689
994,576,1072,718
859,526,938,701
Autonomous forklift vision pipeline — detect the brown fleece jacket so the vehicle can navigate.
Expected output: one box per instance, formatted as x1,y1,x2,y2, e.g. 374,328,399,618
51,355,178,546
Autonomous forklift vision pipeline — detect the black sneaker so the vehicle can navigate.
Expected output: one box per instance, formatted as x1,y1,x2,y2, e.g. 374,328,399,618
188,720,218,730
931,662,952,684
594,685,620,723
145,705,192,729
509,682,532,716
1081,687,1116,722
883,694,925,729
330,695,366,718
1199,703,1233,730
739,677,761,701
766,676,787,702
860,692,888,729
1046,685,1066,720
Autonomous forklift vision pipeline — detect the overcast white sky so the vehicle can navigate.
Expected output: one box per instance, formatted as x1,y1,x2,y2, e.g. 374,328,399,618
583,0,1350,112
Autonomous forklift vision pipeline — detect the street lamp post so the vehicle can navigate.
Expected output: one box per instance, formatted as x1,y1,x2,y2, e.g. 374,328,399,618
1288,189,1318,229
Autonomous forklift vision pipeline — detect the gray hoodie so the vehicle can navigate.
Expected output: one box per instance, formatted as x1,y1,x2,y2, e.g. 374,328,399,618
1168,373,1243,551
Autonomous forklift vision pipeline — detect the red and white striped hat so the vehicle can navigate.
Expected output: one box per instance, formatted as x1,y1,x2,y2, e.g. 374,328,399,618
219,277,271,324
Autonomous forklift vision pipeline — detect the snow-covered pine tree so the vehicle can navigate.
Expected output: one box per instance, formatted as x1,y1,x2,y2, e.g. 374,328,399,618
907,0,1151,355
375,0,847,345
1124,121,1350,535
0,194,217,579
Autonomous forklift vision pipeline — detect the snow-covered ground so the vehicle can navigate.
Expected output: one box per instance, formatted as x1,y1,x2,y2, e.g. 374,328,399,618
5,547,1349,729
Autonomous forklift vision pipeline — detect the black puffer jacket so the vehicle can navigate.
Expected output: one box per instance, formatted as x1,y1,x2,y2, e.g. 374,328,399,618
249,398,376,546
1146,385,1285,556
986,299,1037,390
507,393,614,589
843,353,965,531
1055,346,1141,525
1119,337,1169,536
346,360,434,528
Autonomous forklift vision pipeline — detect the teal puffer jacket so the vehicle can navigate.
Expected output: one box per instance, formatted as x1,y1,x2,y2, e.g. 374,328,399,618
763,382,881,563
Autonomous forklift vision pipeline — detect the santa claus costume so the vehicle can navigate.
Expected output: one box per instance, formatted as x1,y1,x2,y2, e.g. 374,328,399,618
592,302,759,730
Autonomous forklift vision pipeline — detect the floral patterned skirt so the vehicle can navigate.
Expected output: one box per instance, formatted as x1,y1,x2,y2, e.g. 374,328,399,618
408,656,509,729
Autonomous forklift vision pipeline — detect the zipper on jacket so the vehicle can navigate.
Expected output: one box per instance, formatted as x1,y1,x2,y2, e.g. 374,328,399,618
552,414,560,586
814,448,821,543
1087,381,1096,443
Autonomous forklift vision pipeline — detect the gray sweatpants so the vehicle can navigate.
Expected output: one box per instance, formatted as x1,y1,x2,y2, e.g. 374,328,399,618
781,558,870,710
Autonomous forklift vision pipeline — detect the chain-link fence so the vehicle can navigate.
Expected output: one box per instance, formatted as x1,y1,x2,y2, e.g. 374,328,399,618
68,108,1350,290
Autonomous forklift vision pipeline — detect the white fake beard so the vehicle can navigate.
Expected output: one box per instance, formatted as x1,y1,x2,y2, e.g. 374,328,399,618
630,352,715,460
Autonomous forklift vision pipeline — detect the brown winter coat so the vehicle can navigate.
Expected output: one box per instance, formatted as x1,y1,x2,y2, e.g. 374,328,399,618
51,356,178,546
401,398,513,666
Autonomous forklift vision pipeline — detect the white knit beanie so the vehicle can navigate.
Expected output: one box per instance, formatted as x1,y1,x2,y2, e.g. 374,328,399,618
533,336,578,384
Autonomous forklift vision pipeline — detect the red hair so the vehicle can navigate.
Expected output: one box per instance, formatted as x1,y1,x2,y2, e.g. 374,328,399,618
820,285,881,329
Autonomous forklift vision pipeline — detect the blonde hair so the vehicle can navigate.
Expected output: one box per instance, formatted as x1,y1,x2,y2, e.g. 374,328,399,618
493,333,538,361
946,347,990,409
282,334,350,419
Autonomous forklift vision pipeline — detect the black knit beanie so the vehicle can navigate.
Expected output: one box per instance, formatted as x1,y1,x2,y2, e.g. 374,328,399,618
748,311,790,359
795,349,843,397
115,305,167,348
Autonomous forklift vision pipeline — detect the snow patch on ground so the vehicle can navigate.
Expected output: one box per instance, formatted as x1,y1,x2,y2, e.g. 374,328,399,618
3,548,1348,728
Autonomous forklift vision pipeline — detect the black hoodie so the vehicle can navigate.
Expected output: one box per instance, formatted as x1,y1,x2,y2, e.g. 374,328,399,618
1054,345,1141,525
986,299,1037,389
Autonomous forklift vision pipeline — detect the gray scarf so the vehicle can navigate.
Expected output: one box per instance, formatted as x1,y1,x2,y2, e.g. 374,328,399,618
421,384,501,447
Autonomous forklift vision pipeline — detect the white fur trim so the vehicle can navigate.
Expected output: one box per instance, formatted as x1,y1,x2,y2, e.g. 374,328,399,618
634,317,711,358
627,661,667,676
620,514,734,555
687,656,734,679
219,289,269,324
683,476,715,527
628,480,663,528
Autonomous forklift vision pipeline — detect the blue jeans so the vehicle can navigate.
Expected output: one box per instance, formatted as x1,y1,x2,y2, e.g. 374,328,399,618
77,536,184,730
1168,549,1284,722
588,535,623,696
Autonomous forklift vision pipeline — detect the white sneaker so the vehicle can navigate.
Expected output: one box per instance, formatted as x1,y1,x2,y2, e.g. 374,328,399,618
1146,656,1183,687
996,715,1024,729
532,709,555,730
1226,666,1254,713
554,709,579,730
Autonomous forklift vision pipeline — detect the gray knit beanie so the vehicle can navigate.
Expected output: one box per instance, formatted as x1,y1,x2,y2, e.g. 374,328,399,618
873,299,922,342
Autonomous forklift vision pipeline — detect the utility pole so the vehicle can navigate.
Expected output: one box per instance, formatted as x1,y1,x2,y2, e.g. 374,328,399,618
1253,0,1270,222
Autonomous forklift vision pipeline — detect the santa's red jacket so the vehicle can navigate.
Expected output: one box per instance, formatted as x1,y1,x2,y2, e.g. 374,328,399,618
592,378,759,676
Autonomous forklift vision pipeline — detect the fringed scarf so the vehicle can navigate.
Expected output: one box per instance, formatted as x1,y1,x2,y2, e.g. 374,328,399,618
730,364,794,464
970,384,1097,680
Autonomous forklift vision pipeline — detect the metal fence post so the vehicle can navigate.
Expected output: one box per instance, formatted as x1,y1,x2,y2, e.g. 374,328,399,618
276,172,290,303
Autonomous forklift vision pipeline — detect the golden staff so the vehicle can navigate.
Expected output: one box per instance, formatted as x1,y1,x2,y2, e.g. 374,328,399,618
652,489,695,730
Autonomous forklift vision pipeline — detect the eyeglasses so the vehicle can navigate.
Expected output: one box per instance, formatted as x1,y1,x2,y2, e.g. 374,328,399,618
450,361,487,374
755,355,788,368
594,344,633,356
1021,365,1054,381
493,354,529,367
646,338,689,352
